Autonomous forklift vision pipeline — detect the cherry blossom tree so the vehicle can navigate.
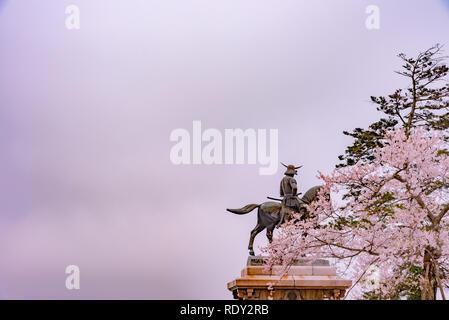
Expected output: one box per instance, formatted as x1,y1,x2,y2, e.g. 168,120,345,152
264,127,449,299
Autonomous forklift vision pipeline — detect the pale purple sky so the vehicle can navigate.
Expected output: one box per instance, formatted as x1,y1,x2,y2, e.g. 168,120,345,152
0,0,449,299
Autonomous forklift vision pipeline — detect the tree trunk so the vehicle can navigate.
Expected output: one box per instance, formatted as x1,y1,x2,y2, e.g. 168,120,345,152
422,249,436,300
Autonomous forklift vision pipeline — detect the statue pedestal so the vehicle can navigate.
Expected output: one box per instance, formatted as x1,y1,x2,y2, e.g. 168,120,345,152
227,257,352,300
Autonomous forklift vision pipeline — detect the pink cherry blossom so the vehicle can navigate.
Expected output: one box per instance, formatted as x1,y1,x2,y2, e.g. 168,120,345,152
263,127,449,299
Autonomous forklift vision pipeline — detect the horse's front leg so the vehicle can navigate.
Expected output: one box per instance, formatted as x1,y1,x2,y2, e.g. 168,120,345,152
266,228,273,243
276,207,288,228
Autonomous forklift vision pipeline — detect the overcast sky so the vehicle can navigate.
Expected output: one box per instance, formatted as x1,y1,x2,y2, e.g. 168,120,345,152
1,0,449,299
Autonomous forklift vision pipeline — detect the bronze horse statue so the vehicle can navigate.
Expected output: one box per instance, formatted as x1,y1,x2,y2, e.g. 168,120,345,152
227,185,322,256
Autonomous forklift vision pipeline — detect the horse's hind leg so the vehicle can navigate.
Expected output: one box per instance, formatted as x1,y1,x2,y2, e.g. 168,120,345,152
248,224,265,256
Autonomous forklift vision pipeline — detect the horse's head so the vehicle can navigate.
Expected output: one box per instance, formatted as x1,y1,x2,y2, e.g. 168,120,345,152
301,185,323,204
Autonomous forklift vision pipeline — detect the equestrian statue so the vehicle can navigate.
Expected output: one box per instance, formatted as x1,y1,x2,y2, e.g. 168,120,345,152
227,163,321,256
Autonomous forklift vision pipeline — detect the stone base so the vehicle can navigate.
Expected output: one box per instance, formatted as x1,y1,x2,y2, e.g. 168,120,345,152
227,256,352,300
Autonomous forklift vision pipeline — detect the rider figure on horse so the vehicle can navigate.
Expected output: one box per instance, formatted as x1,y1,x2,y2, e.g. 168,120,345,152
278,164,302,228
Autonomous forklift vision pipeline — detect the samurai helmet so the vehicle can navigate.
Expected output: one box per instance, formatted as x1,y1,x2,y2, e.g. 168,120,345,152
281,163,303,176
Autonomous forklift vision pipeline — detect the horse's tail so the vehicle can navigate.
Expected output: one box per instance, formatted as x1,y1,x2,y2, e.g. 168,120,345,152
226,204,260,215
